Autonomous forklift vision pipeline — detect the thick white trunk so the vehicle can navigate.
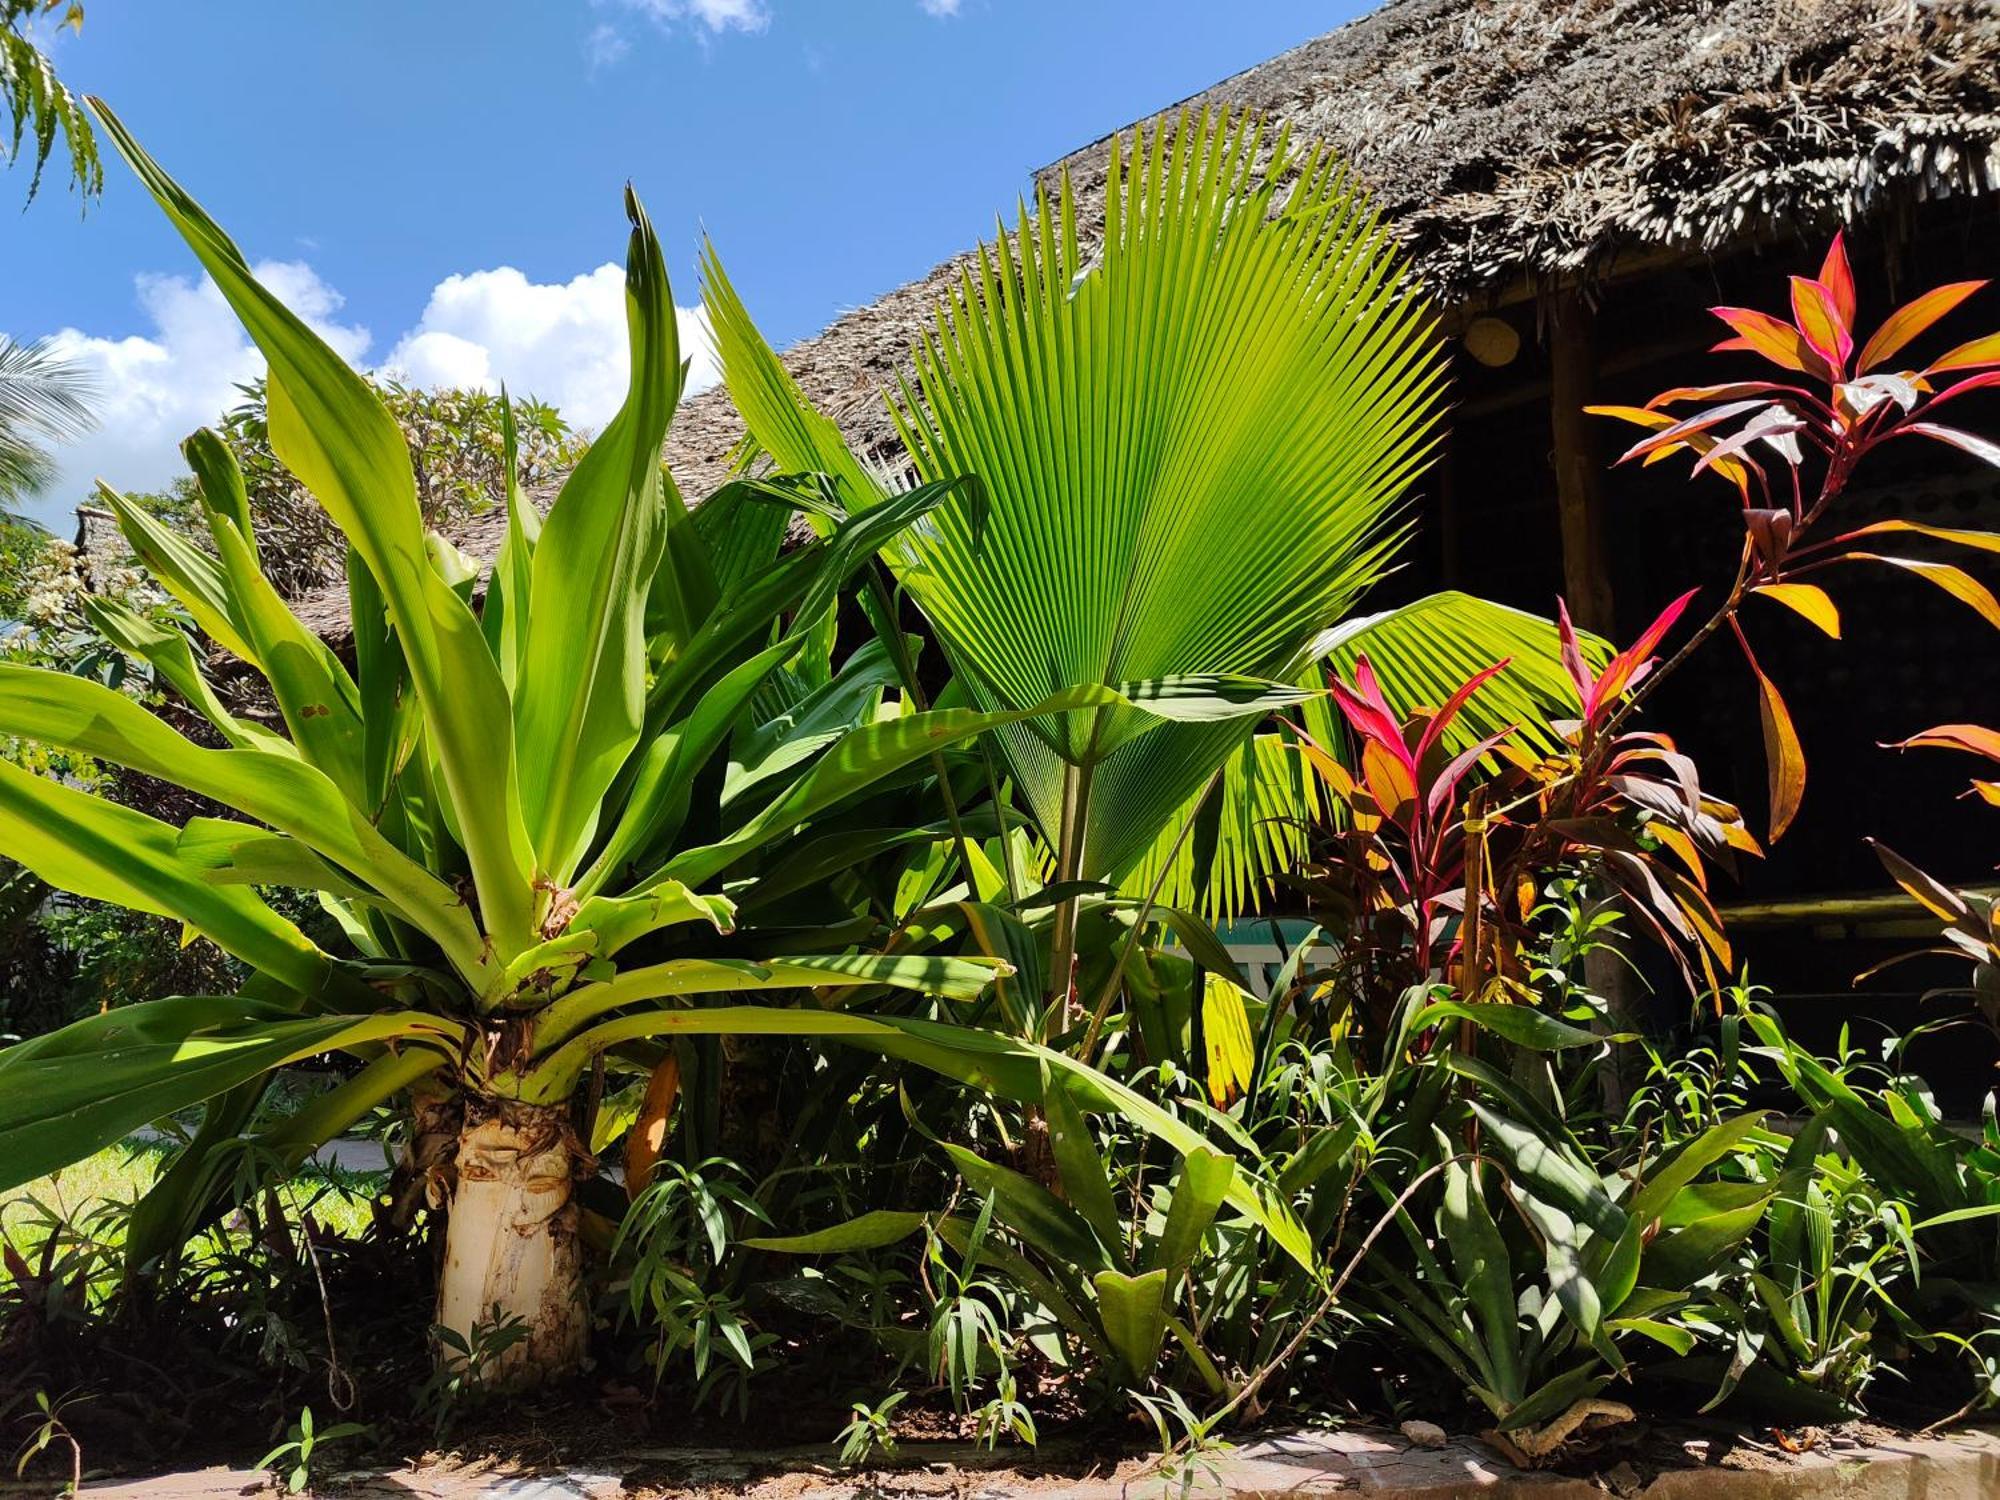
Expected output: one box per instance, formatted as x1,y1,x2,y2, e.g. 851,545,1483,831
435,1101,588,1389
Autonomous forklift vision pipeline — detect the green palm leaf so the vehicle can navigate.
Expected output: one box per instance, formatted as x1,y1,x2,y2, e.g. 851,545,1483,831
710,108,1445,886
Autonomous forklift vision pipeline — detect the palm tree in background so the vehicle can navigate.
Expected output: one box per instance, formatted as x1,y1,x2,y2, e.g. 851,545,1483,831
1,0,99,206
0,335,95,526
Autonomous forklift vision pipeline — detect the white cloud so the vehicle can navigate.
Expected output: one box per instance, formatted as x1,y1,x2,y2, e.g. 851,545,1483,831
384,262,719,432
23,256,717,527
583,22,630,68
919,0,962,14
37,262,369,526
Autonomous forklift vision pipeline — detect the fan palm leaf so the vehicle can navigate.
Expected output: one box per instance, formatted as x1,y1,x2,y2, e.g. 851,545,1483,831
0,334,94,515
709,107,1447,886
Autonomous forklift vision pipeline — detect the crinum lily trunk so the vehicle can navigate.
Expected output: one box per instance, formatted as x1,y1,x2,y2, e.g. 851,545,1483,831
436,1099,590,1387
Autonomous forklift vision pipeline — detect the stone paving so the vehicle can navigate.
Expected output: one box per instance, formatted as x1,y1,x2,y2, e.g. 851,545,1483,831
26,1423,2000,1499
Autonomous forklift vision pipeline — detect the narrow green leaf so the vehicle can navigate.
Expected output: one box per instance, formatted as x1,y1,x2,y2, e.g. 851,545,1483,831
0,997,459,1192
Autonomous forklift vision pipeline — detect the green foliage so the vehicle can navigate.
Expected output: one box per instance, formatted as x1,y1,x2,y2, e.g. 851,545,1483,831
216,377,586,597
835,1391,905,1466
255,1407,369,1496
0,336,93,514
0,1,95,206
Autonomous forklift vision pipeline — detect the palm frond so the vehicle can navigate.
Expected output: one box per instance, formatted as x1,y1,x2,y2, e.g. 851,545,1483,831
0,334,94,508
0,4,99,206
711,107,1447,885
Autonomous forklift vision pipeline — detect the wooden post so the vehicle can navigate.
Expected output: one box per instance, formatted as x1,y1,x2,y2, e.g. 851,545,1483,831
1437,419,1462,589
1548,289,1615,634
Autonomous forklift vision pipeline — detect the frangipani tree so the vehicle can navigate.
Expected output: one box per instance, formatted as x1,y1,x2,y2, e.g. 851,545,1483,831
0,104,1311,1387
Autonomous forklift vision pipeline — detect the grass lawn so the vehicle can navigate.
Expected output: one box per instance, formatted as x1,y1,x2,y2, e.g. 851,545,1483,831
1,1138,386,1268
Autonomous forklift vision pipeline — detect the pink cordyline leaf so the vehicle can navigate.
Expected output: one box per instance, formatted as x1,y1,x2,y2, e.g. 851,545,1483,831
1857,281,1988,372
1819,231,1858,329
1710,307,1831,379
1427,727,1518,821
1590,588,1700,717
1412,658,1512,766
1615,399,1771,465
1790,276,1853,375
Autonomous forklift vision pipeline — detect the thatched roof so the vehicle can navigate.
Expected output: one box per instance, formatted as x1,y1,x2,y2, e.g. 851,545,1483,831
665,0,1998,498
290,0,2000,640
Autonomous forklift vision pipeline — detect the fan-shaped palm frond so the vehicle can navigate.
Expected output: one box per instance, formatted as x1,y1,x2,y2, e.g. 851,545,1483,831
709,107,1447,891
0,334,94,518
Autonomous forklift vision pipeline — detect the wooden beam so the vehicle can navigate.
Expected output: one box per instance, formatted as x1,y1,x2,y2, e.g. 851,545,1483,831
1548,289,1615,634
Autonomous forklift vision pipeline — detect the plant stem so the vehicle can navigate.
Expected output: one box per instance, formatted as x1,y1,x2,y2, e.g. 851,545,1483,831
1045,758,1093,1040
1078,766,1226,1063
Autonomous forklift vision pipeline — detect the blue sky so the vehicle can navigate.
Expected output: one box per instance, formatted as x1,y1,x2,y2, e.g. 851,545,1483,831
7,0,1361,527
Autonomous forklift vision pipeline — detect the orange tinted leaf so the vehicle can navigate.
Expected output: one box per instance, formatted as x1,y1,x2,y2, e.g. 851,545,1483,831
1790,277,1852,371
1584,404,1673,430
1927,331,2000,374
1974,781,2000,807
1745,651,1805,842
1755,582,1841,638
1887,723,2000,761
1643,381,1807,409
1867,839,1971,924
1710,307,1828,377
1833,519,2000,555
1847,553,2000,629
1819,231,1857,329
1360,738,1416,823
1648,821,1707,888
1857,281,1987,372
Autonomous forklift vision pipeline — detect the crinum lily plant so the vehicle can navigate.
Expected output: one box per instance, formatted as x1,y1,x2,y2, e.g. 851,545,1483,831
0,106,1313,1387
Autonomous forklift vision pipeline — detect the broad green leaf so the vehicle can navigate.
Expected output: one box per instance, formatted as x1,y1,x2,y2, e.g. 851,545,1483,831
1471,1101,1626,1240
1629,1111,1770,1227
180,426,255,552
515,189,690,880
1092,1267,1170,1376
529,952,1012,1053
1411,1000,1620,1052
480,387,541,693
0,665,485,979
1440,1160,1523,1403
0,996,459,1192
1149,1146,1235,1282
1041,1060,1121,1250
176,818,377,903
91,99,539,956
493,885,737,998
79,594,290,755
0,759,331,996
97,482,257,664
939,1140,1107,1275
202,479,368,800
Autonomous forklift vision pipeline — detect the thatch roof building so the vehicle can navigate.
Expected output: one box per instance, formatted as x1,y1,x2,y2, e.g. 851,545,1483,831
659,0,1999,497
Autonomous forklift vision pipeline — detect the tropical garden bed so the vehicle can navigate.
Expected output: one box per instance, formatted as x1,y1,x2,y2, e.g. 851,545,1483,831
2,69,2000,1500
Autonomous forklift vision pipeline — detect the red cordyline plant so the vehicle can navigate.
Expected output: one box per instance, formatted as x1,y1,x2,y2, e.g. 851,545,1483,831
1296,606,1753,1054
1590,232,2000,840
